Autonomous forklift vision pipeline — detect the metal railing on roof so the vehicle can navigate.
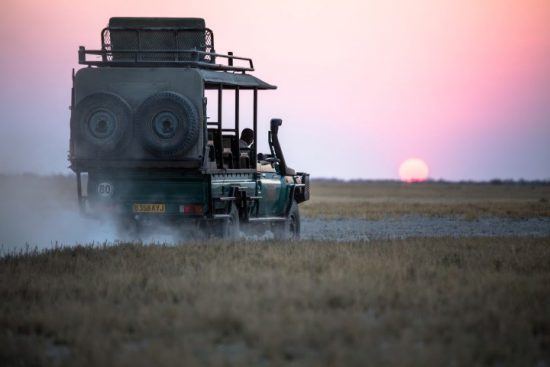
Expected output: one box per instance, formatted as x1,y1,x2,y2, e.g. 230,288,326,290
77,26,254,72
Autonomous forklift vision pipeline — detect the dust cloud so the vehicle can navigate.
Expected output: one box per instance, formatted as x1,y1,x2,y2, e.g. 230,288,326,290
0,174,114,252
0,174,183,253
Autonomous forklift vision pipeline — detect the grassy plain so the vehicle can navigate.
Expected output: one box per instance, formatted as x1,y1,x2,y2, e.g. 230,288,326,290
1,237,550,367
302,180,550,219
1,175,550,366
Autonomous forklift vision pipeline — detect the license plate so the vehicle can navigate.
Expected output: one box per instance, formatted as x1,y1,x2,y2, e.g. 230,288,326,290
133,203,165,213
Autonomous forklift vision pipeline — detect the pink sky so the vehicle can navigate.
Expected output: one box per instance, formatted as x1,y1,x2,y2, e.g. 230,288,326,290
0,0,549,180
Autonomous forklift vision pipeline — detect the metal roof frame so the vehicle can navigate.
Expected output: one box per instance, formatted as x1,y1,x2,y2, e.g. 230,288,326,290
198,70,276,90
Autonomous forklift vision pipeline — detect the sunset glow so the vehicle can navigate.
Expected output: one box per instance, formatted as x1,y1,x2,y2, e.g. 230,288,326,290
0,0,549,179
399,159,429,183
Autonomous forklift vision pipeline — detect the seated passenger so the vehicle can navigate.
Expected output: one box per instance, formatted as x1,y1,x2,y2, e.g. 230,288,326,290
239,128,254,149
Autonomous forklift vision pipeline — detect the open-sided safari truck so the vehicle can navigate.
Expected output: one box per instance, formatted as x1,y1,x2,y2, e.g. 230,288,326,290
69,18,310,239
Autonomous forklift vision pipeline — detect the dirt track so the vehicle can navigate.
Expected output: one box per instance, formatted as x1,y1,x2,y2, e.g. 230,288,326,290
2,215,549,251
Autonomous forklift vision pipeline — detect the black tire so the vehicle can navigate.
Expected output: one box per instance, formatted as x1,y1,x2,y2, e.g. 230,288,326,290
221,203,240,240
72,92,132,152
135,91,200,157
274,200,300,241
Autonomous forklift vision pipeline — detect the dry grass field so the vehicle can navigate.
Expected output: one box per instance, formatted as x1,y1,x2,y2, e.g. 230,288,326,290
302,180,550,219
1,175,550,366
1,237,550,367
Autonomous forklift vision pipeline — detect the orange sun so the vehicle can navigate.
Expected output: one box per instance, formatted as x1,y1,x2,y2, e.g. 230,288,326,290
399,158,429,182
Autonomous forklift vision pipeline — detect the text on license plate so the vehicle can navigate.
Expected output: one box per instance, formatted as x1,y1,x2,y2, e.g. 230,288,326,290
133,203,166,213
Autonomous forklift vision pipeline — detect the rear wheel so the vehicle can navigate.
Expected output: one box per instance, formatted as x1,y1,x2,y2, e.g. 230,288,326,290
221,203,240,240
274,200,300,241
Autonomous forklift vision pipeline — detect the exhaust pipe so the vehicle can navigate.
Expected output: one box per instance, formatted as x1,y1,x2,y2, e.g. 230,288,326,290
270,118,288,176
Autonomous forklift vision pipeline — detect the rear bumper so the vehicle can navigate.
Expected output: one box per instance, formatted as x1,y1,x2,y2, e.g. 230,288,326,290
80,199,227,222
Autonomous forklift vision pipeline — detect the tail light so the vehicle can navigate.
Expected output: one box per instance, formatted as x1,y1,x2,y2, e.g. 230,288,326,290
179,204,204,215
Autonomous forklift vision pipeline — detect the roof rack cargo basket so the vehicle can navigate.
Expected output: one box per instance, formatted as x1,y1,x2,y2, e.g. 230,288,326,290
78,17,254,72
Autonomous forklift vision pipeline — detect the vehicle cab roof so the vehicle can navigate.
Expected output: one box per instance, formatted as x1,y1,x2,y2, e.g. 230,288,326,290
197,70,276,90
78,17,277,90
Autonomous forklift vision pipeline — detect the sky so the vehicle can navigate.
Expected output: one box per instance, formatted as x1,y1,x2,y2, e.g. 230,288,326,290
0,0,549,180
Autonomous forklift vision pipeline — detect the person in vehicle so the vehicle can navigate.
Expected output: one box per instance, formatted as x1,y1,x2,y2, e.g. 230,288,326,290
239,128,254,149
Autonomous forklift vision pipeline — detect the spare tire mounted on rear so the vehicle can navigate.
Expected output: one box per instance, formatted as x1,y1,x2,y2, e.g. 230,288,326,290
73,92,132,152
136,91,200,156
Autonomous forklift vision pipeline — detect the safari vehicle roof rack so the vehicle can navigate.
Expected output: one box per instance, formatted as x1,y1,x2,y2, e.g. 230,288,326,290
78,17,254,72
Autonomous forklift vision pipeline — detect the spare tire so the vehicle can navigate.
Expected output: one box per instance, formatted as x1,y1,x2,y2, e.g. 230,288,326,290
72,92,132,153
135,92,200,157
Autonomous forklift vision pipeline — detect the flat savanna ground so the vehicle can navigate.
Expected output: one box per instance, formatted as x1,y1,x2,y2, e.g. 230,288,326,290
1,176,550,366
303,180,550,219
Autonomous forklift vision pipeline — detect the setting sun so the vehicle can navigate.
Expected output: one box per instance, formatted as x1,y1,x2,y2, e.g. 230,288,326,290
399,158,429,182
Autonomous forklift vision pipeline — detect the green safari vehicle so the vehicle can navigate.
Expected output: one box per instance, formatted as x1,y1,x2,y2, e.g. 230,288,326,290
69,17,310,239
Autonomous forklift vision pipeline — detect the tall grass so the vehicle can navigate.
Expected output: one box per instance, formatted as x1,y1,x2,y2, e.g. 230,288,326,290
1,237,549,366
